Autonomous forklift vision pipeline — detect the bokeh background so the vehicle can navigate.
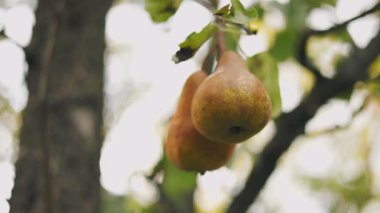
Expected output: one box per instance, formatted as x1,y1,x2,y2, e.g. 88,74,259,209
0,0,380,212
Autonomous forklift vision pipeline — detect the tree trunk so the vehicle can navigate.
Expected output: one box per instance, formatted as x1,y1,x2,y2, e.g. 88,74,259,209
10,0,112,212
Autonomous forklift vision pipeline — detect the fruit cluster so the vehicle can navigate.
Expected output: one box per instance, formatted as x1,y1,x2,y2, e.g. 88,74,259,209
166,51,272,174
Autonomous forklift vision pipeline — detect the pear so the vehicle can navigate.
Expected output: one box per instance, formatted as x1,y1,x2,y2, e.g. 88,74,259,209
191,51,271,144
165,71,236,173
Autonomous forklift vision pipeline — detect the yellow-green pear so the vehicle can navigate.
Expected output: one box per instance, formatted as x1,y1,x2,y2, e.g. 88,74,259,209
191,51,271,143
165,71,236,173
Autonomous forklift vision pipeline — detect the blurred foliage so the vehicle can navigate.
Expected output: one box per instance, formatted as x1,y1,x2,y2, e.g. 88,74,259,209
0,95,14,115
144,0,183,22
361,80,380,101
101,153,197,213
270,0,306,60
357,57,380,101
270,28,299,61
369,56,380,79
225,31,240,51
270,0,337,61
334,87,354,101
306,174,374,211
301,117,379,212
247,52,282,118
0,92,18,145
102,190,155,213
160,153,197,212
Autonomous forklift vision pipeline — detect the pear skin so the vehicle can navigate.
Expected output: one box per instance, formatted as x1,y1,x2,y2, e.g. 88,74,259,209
165,71,236,173
191,51,272,144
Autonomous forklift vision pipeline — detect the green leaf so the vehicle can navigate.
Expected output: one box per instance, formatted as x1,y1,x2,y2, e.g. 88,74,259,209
270,0,308,61
335,88,353,100
304,0,337,7
214,4,231,17
225,31,240,51
172,23,217,64
247,53,282,118
363,79,380,101
145,0,182,23
246,4,265,20
369,56,380,79
270,28,298,61
361,56,380,101
161,154,197,207
230,0,246,17
305,173,372,208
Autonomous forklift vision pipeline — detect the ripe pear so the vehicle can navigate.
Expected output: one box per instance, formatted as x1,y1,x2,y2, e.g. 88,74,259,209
191,51,271,144
165,71,236,173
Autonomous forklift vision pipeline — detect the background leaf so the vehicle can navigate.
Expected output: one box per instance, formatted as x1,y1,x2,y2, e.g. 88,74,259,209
225,32,240,51
230,0,246,17
161,154,197,210
270,29,298,61
247,53,282,118
145,0,183,23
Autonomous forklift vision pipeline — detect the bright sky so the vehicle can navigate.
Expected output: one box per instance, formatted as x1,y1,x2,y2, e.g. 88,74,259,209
0,0,379,212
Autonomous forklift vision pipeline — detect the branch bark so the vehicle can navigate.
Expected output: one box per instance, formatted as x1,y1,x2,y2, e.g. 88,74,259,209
227,26,380,213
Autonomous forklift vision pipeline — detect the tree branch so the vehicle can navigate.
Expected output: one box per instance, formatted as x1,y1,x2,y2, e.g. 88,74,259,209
227,27,380,213
295,2,380,80
314,2,380,36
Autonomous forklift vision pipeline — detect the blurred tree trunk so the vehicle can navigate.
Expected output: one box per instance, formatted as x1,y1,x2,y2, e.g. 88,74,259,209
10,0,112,212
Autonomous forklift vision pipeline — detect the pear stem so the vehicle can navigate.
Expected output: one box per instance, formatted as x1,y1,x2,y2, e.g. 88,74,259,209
216,31,227,54
201,42,216,75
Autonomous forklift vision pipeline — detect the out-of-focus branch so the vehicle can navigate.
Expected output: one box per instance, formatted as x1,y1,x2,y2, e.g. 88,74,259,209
227,27,380,213
314,2,380,36
295,2,380,80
